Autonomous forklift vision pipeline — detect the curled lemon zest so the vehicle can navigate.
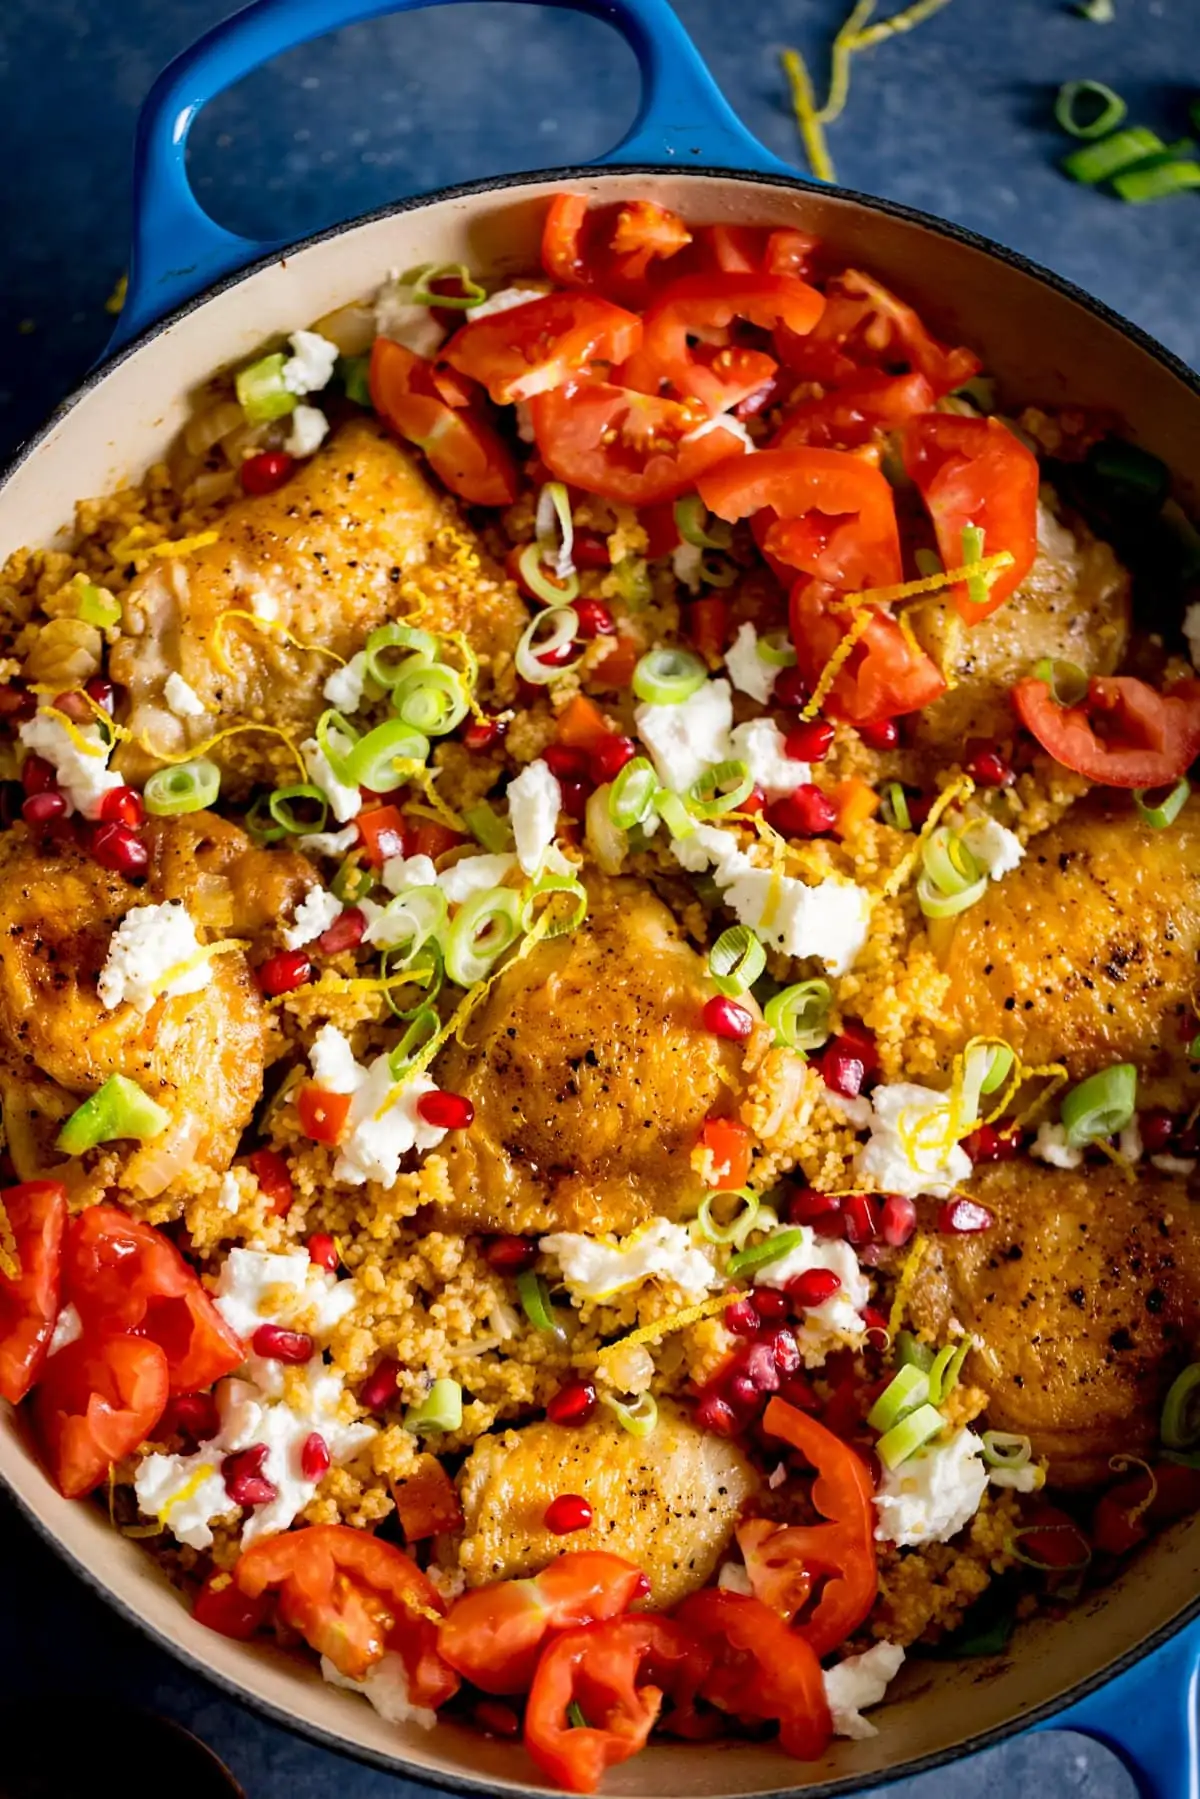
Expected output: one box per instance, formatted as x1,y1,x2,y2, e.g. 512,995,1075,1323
399,761,467,832
157,1463,218,1526
588,1289,738,1367
272,964,435,1009
1108,1454,1158,1530
0,1195,18,1282
800,606,874,722
818,0,877,123
41,705,112,760
147,531,219,561
136,721,308,783
887,1232,928,1337
1013,1062,1069,1129
881,773,975,897
148,938,250,1001
438,630,486,723
781,48,836,183
208,609,346,679
849,0,956,51
834,550,1014,612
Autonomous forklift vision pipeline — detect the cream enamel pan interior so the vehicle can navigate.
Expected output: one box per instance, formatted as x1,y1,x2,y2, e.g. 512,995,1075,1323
4,166,1200,1794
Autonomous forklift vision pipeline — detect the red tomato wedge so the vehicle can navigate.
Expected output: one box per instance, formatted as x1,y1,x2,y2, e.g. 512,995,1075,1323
244,1149,293,1219
193,1571,271,1641
63,1205,244,1396
903,413,1040,622
740,1397,878,1657
369,337,518,508
699,447,903,592
699,1117,753,1190
789,577,945,726
531,382,747,506
524,1614,710,1794
773,371,936,452
541,195,692,303
776,268,981,394
0,1180,66,1404
692,225,820,279
33,1332,169,1499
443,293,642,406
355,804,410,866
236,1523,459,1704
621,273,824,415
297,1085,352,1145
1092,1462,1200,1556
439,1552,647,1695
1012,673,1200,789
671,1590,832,1758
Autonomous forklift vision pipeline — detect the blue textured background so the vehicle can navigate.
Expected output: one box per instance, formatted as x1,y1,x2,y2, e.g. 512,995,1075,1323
0,0,1195,1792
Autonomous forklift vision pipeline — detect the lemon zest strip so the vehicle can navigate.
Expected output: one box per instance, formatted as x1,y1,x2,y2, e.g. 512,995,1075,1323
208,609,346,679
41,705,112,760
587,1289,739,1367
818,0,877,122
271,964,435,1009
800,606,874,721
881,773,974,898
849,0,956,52
157,1463,218,1526
136,721,308,783
147,531,219,561
781,49,836,183
834,550,1014,612
148,938,249,1001
887,1232,928,1338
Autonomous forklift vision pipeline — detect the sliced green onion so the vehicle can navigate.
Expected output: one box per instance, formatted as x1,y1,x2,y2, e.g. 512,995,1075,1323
979,1043,1015,1096
867,1364,932,1433
600,1392,658,1438
1032,657,1089,706
267,783,328,835
923,824,982,898
696,1189,760,1247
708,926,767,997
370,884,448,958
585,784,626,876
405,262,486,309
894,1331,935,1374
728,1227,805,1278
76,582,121,629
515,606,580,686
1086,437,1171,508
1189,1034,1200,1063
1054,79,1127,139
1134,777,1190,830
917,872,989,919
877,1403,945,1470
914,547,944,578
614,556,652,607
699,553,738,589
382,941,443,1021
536,480,575,578
339,354,373,407
756,630,797,669
244,793,288,844
1005,1525,1092,1574
960,524,990,613
331,855,375,903
1061,1062,1137,1146
1114,157,1200,204
880,782,911,831
674,495,731,551
764,980,832,1053
654,789,696,841
316,708,361,782
521,872,587,939
404,1378,464,1433
390,662,471,736
982,1431,1032,1470
1074,0,1114,18
143,759,221,817
235,351,297,424
345,719,431,792
567,1702,589,1730
445,886,522,987
364,624,440,689
1161,1364,1200,1451
1062,126,1164,186
386,1005,440,1075
516,1269,565,1339
688,758,753,819
609,757,659,829
463,803,513,853
56,1073,170,1154
632,647,707,705
928,1337,972,1405
517,540,579,607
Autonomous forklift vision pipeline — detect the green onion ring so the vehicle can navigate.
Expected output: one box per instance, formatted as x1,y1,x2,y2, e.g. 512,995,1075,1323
763,980,833,1052
1063,125,1164,186
867,1364,931,1433
315,707,361,782
674,494,731,551
960,523,990,612
364,623,440,688
695,1189,760,1247
923,824,982,897
728,1227,806,1279
927,1337,972,1406
535,481,575,577
463,803,513,853
1032,657,1090,707
405,262,486,309
143,758,221,818
917,871,988,919
331,855,375,903
600,1392,658,1438
608,757,659,830
1114,158,1200,204
1060,1062,1137,1147
615,557,652,607
404,1377,464,1433
708,926,767,997
653,789,696,841
1055,79,1128,140
880,782,912,831
698,552,738,589
382,942,444,1021
979,1043,1015,1096
1005,1525,1092,1574
390,662,471,737
1161,1364,1200,1451
370,885,448,959
516,1269,566,1339
517,540,579,607
1134,776,1190,830
876,1402,945,1470
445,886,523,987
982,1430,1032,1470
632,647,707,706
267,783,329,835
345,719,431,792
514,606,580,686
386,1005,441,1076
755,630,797,669
893,1331,935,1374
688,759,754,820
521,872,588,939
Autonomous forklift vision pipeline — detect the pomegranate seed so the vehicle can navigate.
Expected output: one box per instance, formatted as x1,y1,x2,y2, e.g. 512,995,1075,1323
300,1431,332,1481
741,1342,781,1393
858,718,899,751
966,747,1013,789
164,1391,220,1442
544,1493,593,1534
22,791,66,826
464,716,503,751
316,907,366,956
89,820,148,878
729,1373,760,1407
589,734,636,785
98,785,144,829
257,949,313,996
962,1123,1021,1162
475,1700,522,1739
812,1208,847,1241
702,995,754,1041
572,531,612,570
222,1444,278,1507
740,784,767,815
1140,1108,1178,1155
768,784,837,838
773,666,809,709
779,1372,819,1409
767,1326,801,1373
251,1323,314,1364
879,1193,918,1247
841,1193,880,1246
417,1090,475,1130
85,675,115,714
546,1379,597,1426
559,777,589,820
724,1296,761,1337
821,1046,867,1099
696,1390,739,1435
788,1187,841,1226
543,744,589,781
938,1197,994,1234
359,1360,400,1411
574,598,616,639
752,1288,789,1322
483,1235,539,1273
21,754,57,796
908,792,934,827
861,1305,890,1347
789,1267,842,1309
537,641,578,669
307,1232,339,1272
51,689,93,722
784,719,835,763
240,450,295,496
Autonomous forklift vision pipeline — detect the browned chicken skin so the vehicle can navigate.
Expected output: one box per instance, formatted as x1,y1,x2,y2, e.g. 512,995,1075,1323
910,1162,1200,1486
434,876,745,1236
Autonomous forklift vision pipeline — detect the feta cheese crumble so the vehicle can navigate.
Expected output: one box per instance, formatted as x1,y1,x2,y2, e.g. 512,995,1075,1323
507,758,562,875
281,329,340,396
164,670,207,719
672,542,704,593
873,1428,988,1547
302,734,362,823
725,623,780,705
19,705,122,819
285,404,330,459
728,718,810,801
1031,1120,1083,1171
283,886,343,950
635,679,733,795
752,1227,869,1366
298,823,361,859
375,274,449,358
97,901,211,1012
540,1219,719,1302
669,830,871,975
321,1653,437,1729
323,650,369,714
466,283,552,322
307,1023,448,1186
824,1643,906,1740
856,1082,973,1199
437,852,519,905
963,815,1024,881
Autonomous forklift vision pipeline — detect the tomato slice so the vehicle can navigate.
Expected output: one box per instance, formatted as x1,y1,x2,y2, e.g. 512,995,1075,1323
193,1570,271,1641
1092,1462,1200,1556
355,804,410,867
903,413,1039,621
236,1523,459,1704
0,1180,66,1404
699,447,903,592
391,1453,464,1541
524,1614,710,1794
369,337,518,508
670,1590,831,1758
742,1397,877,1657
33,1332,169,1499
1013,672,1200,789
699,1117,753,1190
531,382,747,506
621,273,824,416
244,1149,293,1219
297,1085,351,1145
63,1205,244,1396
773,371,936,452
540,195,692,304
789,576,946,726
776,268,980,394
443,293,642,406
438,1551,647,1695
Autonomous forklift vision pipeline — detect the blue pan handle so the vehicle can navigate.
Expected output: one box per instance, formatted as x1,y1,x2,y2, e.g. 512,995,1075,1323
1030,1622,1200,1799
111,0,797,350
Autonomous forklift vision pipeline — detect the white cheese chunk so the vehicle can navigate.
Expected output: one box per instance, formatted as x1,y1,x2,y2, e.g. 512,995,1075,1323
467,283,553,321
323,650,369,714
19,706,122,819
437,851,519,905
381,853,440,895
873,1428,988,1547
283,886,343,950
298,824,361,858
668,829,871,975
281,329,340,396
1031,1120,1084,1171
635,678,733,795
540,1219,719,1302
164,670,207,719
375,275,448,357
965,815,1024,881
321,1652,437,1729
302,734,362,823
856,1081,973,1199
728,717,809,800
508,758,562,875
97,900,211,1012
824,1643,906,1740
752,1227,869,1366
306,1023,447,1187
725,622,779,704
672,542,704,593
285,404,330,458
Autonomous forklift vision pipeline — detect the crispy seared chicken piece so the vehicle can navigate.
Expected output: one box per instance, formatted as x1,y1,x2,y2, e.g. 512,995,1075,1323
145,810,314,949
910,1161,1200,1487
111,417,527,787
0,817,279,1205
937,795,1200,1107
455,1403,758,1606
434,876,746,1237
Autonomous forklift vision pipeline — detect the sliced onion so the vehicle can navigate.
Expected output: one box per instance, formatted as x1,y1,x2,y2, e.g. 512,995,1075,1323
515,607,580,685
586,784,627,876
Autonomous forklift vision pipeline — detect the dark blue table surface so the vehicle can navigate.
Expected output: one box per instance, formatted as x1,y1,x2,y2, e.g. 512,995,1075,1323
0,0,1195,1793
